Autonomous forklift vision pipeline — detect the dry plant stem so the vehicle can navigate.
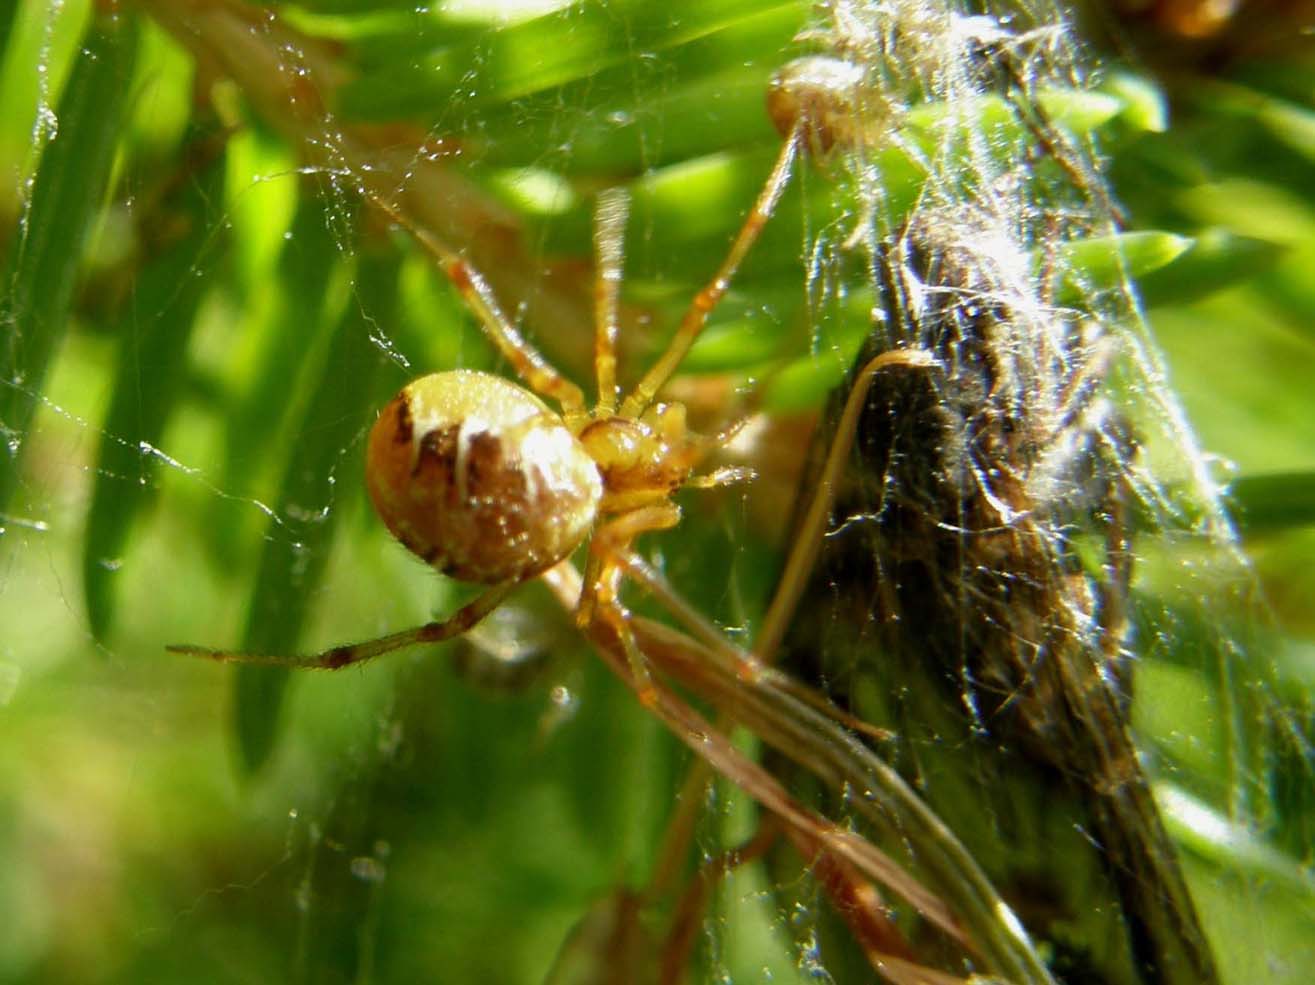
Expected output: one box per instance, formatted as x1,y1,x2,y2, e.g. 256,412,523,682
598,635,973,973
873,955,986,985
621,554,893,743
754,346,937,664
656,820,920,985
621,555,938,976
658,818,782,985
803,841,909,962
538,564,1064,985
567,546,1060,983
628,353,941,964
644,709,911,985
537,568,966,950
625,616,1054,984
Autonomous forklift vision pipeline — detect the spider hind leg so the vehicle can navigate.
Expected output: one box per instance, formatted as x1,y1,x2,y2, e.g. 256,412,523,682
579,505,683,706
167,581,516,671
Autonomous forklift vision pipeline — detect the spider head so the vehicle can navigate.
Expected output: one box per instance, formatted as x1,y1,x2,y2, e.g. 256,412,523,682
580,403,704,514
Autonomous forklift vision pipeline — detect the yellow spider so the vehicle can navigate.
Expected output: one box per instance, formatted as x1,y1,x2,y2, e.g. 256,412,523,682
169,127,803,697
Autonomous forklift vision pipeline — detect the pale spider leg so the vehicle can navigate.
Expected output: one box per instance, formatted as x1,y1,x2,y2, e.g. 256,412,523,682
583,503,683,705
366,196,587,422
593,187,630,416
618,130,802,419
167,581,515,670
684,465,754,489
681,414,756,487
754,347,937,664
574,544,605,632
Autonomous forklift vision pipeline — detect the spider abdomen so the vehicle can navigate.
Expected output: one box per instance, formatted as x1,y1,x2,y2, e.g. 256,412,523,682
366,370,603,583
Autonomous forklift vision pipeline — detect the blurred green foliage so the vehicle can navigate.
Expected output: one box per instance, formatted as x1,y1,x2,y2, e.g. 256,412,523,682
0,1,1312,983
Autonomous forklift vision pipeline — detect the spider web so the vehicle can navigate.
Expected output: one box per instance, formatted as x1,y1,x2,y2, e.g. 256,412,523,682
0,1,1312,983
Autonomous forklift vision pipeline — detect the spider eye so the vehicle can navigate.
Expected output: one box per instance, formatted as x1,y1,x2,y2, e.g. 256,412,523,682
366,370,602,584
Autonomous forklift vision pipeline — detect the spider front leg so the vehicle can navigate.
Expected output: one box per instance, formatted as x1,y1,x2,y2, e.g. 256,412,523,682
618,131,801,419
364,195,588,425
168,581,516,670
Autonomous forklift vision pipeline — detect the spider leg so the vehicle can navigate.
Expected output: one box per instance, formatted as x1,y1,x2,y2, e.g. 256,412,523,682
579,504,682,705
593,187,630,416
576,504,683,625
365,196,587,422
684,465,755,489
679,414,758,487
596,583,659,707
168,581,516,670
619,130,802,418
443,258,587,422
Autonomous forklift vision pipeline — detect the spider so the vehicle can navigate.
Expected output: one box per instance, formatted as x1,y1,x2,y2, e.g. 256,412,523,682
168,124,809,697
